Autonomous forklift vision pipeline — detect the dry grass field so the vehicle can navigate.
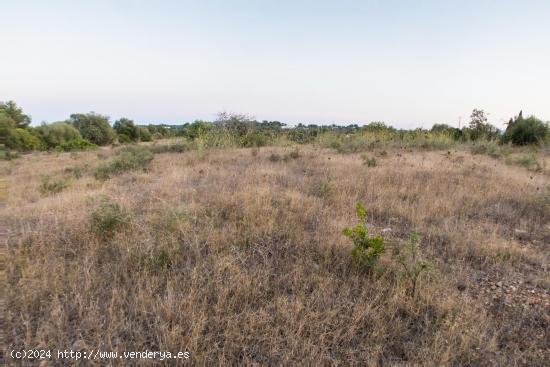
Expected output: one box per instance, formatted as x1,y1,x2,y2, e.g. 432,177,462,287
2,143,549,365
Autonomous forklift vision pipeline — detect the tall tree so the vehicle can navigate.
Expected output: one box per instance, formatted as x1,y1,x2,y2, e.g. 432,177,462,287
0,101,31,128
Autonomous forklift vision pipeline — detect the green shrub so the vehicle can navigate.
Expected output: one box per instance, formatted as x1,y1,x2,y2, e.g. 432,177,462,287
114,118,139,141
90,198,131,237
392,233,431,297
37,122,81,148
503,115,549,145
39,175,69,195
56,138,97,152
70,112,116,145
138,127,153,142
343,203,385,269
117,133,132,144
3,127,44,151
94,146,154,180
311,180,333,198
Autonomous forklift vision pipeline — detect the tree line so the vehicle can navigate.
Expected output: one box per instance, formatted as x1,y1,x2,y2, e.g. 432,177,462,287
1,101,548,155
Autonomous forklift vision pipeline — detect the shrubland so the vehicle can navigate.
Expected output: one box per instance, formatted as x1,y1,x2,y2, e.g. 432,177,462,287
3,136,549,365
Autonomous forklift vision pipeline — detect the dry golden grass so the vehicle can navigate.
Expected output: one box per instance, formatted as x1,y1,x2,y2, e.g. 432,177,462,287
2,144,549,365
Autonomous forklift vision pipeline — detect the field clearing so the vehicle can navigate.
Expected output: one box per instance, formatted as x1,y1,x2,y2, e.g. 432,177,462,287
3,144,549,365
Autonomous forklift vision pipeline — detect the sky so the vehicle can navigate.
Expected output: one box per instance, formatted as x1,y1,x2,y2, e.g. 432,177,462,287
1,0,549,128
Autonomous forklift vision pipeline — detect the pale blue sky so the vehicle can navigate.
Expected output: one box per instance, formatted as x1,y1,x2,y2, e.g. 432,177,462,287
1,0,549,128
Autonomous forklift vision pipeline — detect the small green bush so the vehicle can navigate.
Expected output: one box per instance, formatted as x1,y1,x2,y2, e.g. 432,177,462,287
39,175,69,195
56,138,97,152
117,133,132,144
90,198,131,237
392,233,431,297
312,180,333,198
94,146,154,180
343,203,385,269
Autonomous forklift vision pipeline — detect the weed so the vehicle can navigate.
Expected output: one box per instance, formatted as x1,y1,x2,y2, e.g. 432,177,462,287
343,203,385,269
512,153,543,171
312,180,333,198
139,247,172,273
39,175,69,195
64,164,88,179
392,233,431,297
94,146,154,180
90,198,131,237
361,154,377,167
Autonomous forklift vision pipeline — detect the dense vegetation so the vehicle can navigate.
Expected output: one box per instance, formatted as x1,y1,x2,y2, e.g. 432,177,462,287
1,101,549,158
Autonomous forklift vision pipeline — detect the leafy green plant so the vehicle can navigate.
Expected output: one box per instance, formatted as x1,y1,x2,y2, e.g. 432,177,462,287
392,233,431,297
55,138,97,152
39,175,69,195
343,203,385,269
90,198,131,237
94,146,154,180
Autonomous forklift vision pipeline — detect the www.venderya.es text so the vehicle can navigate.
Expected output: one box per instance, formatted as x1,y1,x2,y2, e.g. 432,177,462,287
10,349,191,361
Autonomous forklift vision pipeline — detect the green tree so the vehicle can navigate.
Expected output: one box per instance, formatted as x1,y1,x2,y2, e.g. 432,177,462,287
70,113,116,145
467,109,499,140
503,113,549,145
0,101,31,128
114,118,139,141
